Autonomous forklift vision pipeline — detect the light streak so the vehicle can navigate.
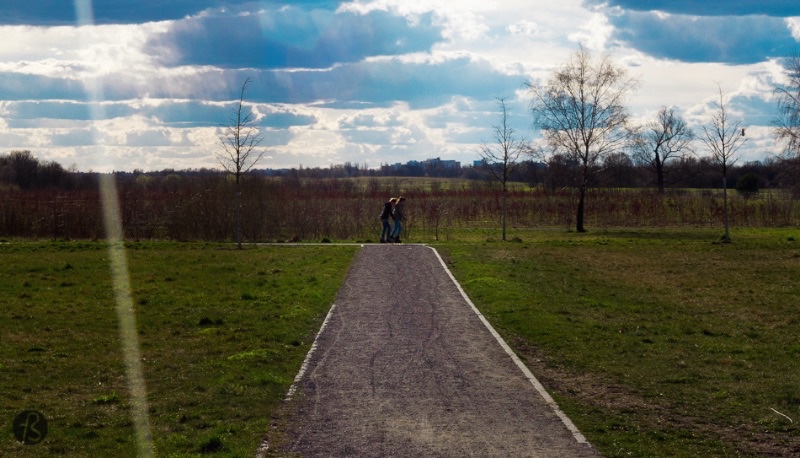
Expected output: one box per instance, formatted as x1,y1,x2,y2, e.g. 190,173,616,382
74,1,154,456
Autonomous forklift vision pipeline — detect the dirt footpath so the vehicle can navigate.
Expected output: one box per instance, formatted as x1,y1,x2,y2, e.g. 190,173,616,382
264,244,599,457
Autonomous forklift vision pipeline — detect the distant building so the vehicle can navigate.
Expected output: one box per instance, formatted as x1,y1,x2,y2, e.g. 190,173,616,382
423,157,461,169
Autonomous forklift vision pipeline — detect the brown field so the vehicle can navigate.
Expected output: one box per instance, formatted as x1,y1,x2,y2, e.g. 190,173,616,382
1,176,798,241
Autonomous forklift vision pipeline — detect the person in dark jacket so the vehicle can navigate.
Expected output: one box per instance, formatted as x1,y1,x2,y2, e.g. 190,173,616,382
379,197,396,243
390,196,406,243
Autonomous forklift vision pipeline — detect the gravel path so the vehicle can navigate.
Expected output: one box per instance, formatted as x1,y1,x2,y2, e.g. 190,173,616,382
265,244,599,457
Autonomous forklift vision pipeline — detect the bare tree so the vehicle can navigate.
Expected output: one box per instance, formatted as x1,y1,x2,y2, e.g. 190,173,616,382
772,54,800,196
527,46,637,232
216,78,265,249
632,106,694,193
773,53,800,158
700,86,747,243
478,96,530,241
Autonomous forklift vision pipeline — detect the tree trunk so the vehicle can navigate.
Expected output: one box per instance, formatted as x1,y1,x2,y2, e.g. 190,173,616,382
576,183,587,233
722,175,731,243
236,190,242,249
501,184,507,241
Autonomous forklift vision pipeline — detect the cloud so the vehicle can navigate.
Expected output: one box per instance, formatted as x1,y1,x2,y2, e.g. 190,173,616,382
44,50,523,108
275,54,523,108
150,53,524,108
146,6,443,69
50,127,98,147
608,10,798,64
0,0,791,173
339,128,396,146
339,111,405,129
259,111,317,128
587,0,800,17
122,121,196,147
144,101,226,127
335,112,424,148
568,12,614,51
0,1,340,25
6,101,135,122
0,72,87,101
788,18,800,41
508,20,540,37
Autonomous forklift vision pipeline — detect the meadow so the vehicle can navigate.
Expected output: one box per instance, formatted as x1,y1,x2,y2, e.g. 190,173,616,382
439,227,800,457
1,242,357,457
3,228,799,457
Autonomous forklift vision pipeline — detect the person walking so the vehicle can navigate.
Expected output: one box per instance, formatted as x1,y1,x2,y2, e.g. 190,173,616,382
390,196,406,243
379,197,396,243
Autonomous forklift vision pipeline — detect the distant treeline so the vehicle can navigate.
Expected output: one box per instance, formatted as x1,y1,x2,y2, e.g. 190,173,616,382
1,150,799,241
1,149,798,192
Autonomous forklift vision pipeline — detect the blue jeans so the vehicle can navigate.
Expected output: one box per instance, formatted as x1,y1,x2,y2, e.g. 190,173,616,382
380,219,392,241
391,220,402,239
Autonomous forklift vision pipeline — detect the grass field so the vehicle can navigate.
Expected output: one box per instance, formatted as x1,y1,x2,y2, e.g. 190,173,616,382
438,227,800,457
1,242,357,457
3,229,800,457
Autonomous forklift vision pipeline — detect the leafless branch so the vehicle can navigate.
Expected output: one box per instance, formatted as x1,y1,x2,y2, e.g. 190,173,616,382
526,46,637,231
773,53,800,157
217,78,266,184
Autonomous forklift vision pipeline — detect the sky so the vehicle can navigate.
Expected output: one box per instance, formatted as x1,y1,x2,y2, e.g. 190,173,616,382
0,1,799,172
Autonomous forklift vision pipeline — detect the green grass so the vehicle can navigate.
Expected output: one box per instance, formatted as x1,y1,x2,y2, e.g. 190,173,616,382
1,241,357,457
5,229,800,456
438,227,800,457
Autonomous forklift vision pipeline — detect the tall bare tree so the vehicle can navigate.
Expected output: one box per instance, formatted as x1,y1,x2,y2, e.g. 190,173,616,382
479,96,530,241
773,53,800,193
773,53,800,157
700,86,747,243
632,106,694,193
527,46,637,232
217,78,265,249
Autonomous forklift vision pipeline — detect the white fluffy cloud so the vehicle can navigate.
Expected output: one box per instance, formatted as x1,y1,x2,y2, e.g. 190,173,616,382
0,1,795,171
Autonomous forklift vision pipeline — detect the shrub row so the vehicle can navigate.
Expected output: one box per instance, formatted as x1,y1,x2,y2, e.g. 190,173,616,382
2,177,797,241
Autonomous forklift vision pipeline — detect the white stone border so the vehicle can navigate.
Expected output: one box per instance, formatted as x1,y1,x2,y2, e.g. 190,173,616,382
426,245,590,445
284,301,339,401
257,301,341,457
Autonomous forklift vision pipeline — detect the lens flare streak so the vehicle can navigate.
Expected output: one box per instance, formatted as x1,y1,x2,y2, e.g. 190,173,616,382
75,1,155,456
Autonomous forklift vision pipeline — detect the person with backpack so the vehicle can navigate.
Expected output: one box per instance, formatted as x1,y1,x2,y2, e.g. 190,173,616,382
379,197,396,243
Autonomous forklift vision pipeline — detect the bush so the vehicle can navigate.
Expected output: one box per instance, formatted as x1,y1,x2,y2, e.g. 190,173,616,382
736,172,759,196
